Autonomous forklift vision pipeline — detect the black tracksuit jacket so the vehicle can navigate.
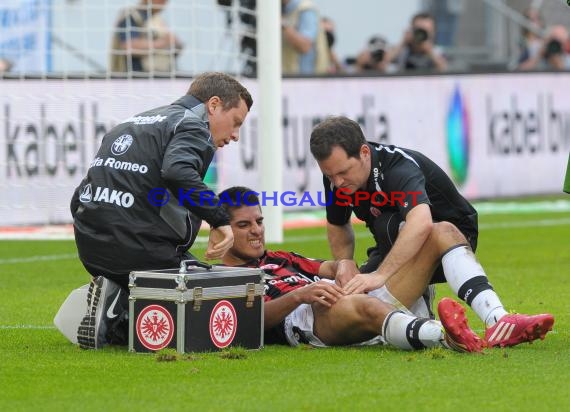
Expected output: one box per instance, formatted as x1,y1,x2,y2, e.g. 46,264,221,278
70,95,228,285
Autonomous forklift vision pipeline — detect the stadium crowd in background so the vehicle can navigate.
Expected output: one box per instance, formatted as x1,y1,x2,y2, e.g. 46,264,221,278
376,12,448,73
516,7,545,67
352,10,448,74
518,24,570,70
320,1,570,75
109,0,184,74
353,35,389,73
334,2,570,74
423,0,465,47
321,16,344,74
210,0,570,76
281,0,330,75
2,1,570,76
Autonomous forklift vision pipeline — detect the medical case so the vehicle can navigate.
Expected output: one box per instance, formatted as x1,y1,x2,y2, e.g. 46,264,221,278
128,260,264,353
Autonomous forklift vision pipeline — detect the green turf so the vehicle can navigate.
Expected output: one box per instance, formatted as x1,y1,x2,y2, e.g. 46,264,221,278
1,203,569,411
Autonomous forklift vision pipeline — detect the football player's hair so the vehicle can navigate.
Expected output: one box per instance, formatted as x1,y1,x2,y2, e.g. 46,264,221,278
217,186,260,216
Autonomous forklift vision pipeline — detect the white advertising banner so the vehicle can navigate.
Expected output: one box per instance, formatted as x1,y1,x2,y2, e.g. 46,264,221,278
0,78,261,226
221,73,570,203
1,73,569,226
0,0,51,73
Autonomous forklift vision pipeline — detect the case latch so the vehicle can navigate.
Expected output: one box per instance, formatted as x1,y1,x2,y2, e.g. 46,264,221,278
246,283,256,308
193,287,203,312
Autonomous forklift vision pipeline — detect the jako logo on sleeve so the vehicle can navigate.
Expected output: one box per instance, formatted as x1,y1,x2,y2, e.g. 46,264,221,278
79,184,134,208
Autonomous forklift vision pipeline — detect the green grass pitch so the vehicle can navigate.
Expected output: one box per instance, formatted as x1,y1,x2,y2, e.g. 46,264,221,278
1,200,569,411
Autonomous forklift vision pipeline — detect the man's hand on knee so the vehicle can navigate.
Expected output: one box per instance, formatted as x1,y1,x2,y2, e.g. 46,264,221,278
298,281,346,308
335,259,360,287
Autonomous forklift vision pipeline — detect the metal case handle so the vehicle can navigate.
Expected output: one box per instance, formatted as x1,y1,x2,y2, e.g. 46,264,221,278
179,259,213,274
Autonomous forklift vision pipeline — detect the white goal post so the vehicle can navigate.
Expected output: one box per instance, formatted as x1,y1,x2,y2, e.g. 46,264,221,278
257,0,283,243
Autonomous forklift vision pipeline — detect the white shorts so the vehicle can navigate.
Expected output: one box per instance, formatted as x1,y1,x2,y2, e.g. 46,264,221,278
282,279,385,347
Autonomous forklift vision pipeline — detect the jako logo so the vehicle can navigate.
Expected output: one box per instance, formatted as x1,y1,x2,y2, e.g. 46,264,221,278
79,183,135,208
447,85,470,186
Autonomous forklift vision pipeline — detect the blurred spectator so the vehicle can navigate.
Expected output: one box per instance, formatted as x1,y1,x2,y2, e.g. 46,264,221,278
519,25,570,71
354,35,389,73
321,16,343,73
109,0,184,74
217,0,257,77
0,58,13,73
281,0,330,75
383,12,448,72
423,0,465,47
517,8,545,66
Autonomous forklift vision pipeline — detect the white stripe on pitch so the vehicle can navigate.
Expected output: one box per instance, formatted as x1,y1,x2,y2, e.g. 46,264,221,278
283,217,570,243
1,217,568,265
479,218,570,230
0,325,56,330
0,253,77,265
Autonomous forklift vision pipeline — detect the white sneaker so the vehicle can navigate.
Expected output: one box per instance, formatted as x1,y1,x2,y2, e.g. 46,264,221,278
77,277,127,349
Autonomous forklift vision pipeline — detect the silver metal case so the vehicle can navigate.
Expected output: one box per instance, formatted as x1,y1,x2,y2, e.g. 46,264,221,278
128,261,264,353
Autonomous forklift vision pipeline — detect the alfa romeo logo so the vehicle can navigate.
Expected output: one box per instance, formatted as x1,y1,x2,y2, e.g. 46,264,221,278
111,134,133,155
136,304,174,350
209,300,237,348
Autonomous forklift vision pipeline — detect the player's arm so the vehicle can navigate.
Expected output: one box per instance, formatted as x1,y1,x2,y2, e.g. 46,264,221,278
323,174,355,259
276,251,358,284
162,122,230,228
370,203,432,281
327,222,355,260
318,259,360,286
344,203,433,293
264,282,345,329
162,123,234,258
344,159,433,293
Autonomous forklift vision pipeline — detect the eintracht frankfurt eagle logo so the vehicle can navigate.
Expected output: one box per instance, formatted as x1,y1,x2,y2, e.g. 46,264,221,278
209,300,237,348
136,304,174,350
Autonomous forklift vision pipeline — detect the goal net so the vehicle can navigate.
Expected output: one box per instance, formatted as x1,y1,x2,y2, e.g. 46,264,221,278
0,0,260,230
1,0,257,77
